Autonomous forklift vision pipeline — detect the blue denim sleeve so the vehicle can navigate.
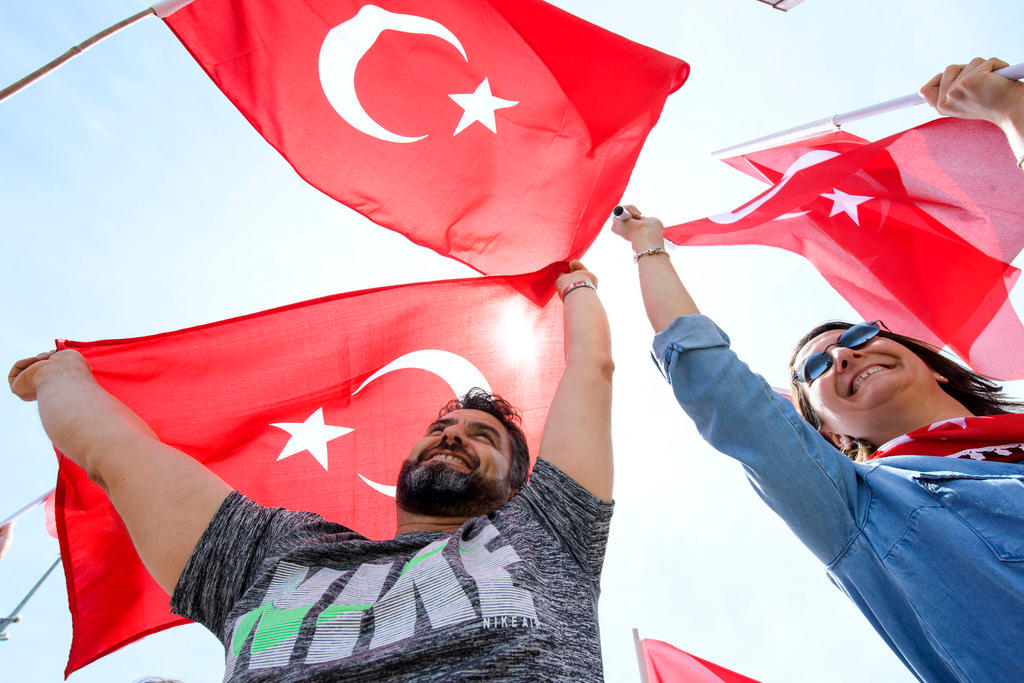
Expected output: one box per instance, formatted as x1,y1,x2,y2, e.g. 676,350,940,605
652,314,865,564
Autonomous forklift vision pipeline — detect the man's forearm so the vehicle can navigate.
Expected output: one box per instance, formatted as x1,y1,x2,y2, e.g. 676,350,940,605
562,288,614,372
34,366,159,489
28,355,231,593
538,284,614,500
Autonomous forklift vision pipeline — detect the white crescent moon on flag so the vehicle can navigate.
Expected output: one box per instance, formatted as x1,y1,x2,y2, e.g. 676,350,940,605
708,149,840,224
357,473,397,498
353,349,491,397
319,4,467,143
354,349,491,497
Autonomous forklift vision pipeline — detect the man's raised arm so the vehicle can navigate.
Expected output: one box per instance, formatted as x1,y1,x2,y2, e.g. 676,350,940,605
9,350,232,593
537,261,614,501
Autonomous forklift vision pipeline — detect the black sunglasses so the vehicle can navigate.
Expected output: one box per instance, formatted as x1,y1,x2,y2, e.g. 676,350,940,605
794,321,888,384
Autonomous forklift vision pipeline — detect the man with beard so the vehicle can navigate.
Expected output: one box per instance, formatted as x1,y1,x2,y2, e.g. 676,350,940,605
9,262,614,681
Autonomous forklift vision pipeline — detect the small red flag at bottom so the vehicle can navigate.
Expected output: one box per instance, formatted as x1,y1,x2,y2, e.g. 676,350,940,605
636,631,761,683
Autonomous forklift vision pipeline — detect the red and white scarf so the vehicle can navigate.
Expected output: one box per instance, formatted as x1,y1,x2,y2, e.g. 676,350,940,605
870,414,1024,462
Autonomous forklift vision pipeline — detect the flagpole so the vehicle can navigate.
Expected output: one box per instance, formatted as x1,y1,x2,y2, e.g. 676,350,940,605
712,61,1024,158
633,628,651,683
0,8,155,104
0,556,61,641
0,488,56,527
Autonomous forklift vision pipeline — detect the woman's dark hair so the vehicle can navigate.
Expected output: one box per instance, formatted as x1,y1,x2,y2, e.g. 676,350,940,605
789,321,1024,461
439,388,530,490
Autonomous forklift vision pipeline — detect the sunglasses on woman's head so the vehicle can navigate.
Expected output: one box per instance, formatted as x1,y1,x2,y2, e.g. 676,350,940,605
794,321,888,384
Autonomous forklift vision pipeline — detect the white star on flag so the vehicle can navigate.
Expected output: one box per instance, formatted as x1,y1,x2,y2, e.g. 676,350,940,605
448,78,518,135
271,407,353,471
821,188,873,225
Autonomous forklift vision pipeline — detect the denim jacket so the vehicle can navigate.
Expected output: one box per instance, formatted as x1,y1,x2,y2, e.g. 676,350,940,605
653,315,1024,682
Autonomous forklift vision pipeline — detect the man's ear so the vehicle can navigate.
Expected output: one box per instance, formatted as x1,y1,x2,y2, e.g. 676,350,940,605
820,427,853,451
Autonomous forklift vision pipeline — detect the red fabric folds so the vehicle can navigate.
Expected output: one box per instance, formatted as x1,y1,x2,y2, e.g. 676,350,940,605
162,0,687,274
872,414,1024,461
666,118,1024,379
641,638,761,682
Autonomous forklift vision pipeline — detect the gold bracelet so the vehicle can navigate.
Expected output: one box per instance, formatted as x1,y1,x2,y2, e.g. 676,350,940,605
1018,152,1024,170
633,247,667,263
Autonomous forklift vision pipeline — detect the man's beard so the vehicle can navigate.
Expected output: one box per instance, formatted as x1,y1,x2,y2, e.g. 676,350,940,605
396,457,510,519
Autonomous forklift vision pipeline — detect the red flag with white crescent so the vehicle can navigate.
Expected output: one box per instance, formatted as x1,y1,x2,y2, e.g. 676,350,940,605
53,265,565,675
159,0,688,275
665,118,1024,379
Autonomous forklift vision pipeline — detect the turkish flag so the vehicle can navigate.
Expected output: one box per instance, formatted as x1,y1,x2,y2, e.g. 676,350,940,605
160,0,687,275
641,638,760,683
53,265,565,676
665,118,1024,379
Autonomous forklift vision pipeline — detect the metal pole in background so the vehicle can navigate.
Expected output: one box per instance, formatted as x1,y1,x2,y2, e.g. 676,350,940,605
0,556,62,641
712,61,1024,158
1,488,55,527
632,628,651,683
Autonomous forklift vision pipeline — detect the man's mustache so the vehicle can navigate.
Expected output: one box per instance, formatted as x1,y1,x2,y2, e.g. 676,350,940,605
416,440,479,470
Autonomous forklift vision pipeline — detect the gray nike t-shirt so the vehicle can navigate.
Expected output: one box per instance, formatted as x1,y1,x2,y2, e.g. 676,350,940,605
171,458,613,681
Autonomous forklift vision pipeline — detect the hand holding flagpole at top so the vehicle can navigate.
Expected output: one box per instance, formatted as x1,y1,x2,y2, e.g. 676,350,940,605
611,205,701,334
714,58,1024,159
655,56,1024,380
920,57,1024,165
611,205,663,250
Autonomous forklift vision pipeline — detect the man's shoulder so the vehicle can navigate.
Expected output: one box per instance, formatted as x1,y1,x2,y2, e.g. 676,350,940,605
516,457,609,500
496,457,613,525
499,458,567,511
216,491,369,549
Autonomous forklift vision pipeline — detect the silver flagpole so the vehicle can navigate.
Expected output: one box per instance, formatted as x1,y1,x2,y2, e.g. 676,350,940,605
712,62,1024,159
632,628,651,683
0,8,156,104
0,556,62,641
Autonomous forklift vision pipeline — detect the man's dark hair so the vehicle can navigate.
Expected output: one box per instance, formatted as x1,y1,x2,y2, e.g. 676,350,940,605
789,320,1024,461
440,388,530,490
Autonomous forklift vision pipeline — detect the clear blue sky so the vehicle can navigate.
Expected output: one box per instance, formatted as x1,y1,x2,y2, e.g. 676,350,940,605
2,1,1023,681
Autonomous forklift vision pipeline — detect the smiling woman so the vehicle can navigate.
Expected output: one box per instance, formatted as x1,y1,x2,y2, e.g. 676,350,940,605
790,320,1024,461
619,203,1024,681
612,58,1024,680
